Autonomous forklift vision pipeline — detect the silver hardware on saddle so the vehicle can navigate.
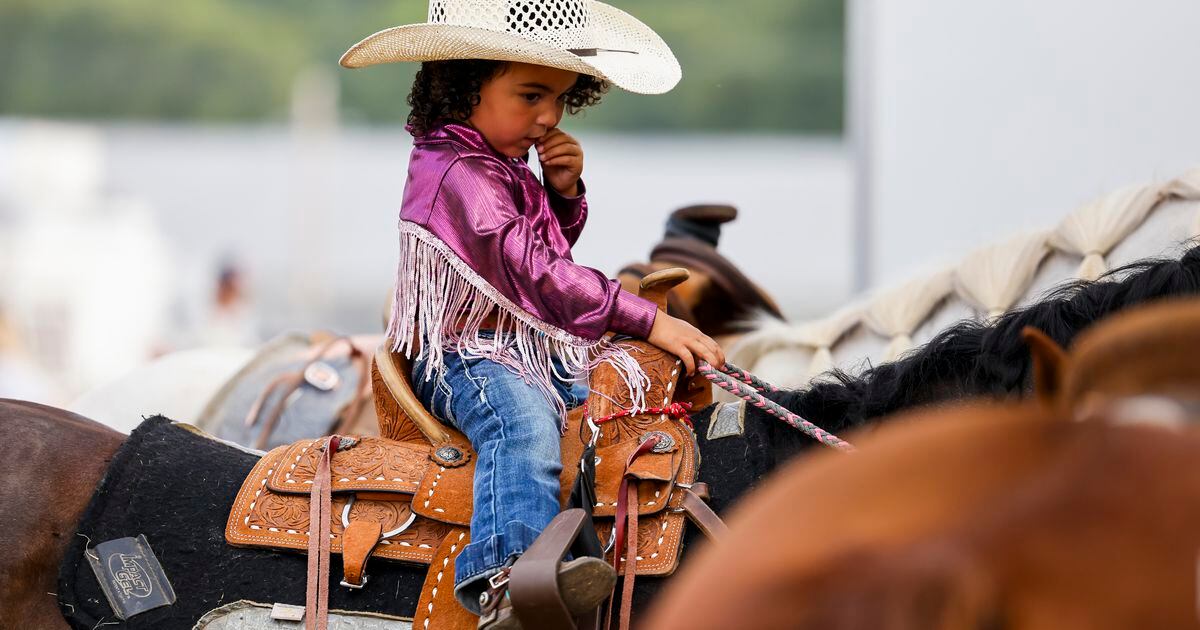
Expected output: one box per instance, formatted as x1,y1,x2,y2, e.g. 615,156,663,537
641,430,675,453
340,575,369,590
435,445,463,463
304,361,341,391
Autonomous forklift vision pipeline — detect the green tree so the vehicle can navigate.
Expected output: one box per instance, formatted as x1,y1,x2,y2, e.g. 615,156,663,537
0,0,843,132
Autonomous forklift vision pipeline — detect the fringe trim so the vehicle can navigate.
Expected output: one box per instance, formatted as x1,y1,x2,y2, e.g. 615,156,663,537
388,220,650,425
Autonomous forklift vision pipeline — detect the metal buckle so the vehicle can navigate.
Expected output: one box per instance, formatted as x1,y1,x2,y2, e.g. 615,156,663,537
340,575,369,590
488,569,511,590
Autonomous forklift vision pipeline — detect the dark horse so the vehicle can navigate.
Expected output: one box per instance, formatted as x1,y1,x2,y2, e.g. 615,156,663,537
0,396,806,629
6,242,1200,627
0,400,125,628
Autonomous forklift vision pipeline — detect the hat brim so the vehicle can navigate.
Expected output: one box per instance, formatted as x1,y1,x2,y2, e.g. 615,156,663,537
338,2,681,95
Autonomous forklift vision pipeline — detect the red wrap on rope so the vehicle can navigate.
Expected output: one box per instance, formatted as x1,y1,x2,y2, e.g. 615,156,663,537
593,401,694,429
699,361,854,452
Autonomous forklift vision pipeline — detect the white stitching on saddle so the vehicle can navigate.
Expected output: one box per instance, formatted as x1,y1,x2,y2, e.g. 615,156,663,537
231,457,434,564
279,442,415,487
425,531,466,630
661,361,681,420
282,443,314,484
246,467,273,526
423,467,446,508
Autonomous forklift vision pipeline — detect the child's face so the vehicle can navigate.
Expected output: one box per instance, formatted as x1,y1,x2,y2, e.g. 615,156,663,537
469,62,579,158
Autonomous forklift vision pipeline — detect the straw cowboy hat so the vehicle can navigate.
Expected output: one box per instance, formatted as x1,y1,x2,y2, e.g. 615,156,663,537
339,0,681,94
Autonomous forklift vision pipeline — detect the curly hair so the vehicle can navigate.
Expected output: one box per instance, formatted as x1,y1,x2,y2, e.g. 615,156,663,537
406,60,609,136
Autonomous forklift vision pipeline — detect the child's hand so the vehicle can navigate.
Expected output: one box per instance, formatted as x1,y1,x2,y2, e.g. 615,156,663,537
647,313,725,376
537,128,583,197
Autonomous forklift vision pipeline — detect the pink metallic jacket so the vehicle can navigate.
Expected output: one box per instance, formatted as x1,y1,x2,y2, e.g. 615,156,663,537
388,122,657,415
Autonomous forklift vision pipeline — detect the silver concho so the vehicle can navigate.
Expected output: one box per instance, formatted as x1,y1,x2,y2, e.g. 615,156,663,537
435,445,464,463
640,431,675,453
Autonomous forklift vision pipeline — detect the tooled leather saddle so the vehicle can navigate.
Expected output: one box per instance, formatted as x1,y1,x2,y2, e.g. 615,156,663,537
225,269,724,630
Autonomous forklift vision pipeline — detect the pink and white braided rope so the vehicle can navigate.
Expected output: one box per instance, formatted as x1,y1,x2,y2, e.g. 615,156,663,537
699,361,855,453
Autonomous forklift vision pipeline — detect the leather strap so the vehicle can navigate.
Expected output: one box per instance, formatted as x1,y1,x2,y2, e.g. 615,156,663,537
329,345,371,435
244,372,300,428
619,483,639,630
341,519,382,587
611,437,661,568
680,487,728,541
605,435,661,630
253,374,305,450
305,436,339,630
509,509,588,629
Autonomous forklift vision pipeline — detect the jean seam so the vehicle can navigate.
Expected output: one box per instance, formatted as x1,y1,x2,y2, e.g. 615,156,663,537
434,371,456,424
461,358,504,546
460,357,490,406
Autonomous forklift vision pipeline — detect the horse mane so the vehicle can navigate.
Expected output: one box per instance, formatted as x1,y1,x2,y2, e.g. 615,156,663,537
765,240,1200,435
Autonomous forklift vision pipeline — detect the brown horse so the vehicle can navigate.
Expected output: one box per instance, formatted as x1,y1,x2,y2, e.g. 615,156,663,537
0,400,124,629
647,401,1200,629
1023,296,1200,417
648,298,1200,629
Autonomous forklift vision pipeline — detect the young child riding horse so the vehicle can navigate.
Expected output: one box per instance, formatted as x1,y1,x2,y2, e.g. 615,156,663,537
340,2,724,627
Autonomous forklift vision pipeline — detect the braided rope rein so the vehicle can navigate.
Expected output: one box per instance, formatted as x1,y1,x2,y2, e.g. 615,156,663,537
699,361,855,453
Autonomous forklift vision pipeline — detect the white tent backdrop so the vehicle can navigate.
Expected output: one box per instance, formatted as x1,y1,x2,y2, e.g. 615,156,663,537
852,0,1200,287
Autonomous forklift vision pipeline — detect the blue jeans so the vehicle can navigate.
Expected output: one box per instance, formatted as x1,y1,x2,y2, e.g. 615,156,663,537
412,350,589,612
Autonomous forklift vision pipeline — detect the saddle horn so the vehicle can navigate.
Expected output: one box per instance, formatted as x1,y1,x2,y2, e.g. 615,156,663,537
638,267,690,311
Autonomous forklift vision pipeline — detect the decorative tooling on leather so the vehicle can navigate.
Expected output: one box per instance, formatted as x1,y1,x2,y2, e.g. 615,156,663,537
230,332,703,579
372,362,430,444
227,445,452,565
595,511,687,576
588,341,684,446
272,437,430,493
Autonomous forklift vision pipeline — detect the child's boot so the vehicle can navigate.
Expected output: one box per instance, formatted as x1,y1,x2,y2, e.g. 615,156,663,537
477,556,616,629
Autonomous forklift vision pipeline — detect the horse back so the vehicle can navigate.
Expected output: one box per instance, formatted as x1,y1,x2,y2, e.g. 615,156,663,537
0,399,124,629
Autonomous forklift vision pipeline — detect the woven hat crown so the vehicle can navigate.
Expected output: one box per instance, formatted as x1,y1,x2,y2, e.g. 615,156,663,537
339,0,681,94
428,0,597,50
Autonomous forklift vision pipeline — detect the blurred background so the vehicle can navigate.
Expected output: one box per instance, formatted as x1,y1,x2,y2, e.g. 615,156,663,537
2,0,1199,408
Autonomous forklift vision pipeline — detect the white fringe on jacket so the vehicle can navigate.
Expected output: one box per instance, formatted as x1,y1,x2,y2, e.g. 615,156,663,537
388,220,649,424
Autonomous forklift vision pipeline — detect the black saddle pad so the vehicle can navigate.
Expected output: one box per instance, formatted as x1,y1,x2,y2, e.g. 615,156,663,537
57,417,426,629
55,408,774,628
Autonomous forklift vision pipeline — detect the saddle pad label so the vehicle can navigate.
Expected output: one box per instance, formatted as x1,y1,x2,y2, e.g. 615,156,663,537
707,402,746,440
85,534,177,620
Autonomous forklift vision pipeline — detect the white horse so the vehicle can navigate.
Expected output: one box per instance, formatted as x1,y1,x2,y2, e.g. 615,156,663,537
730,167,1200,390
70,346,255,433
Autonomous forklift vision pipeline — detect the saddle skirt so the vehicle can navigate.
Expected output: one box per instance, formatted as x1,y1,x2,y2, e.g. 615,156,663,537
225,341,698,577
